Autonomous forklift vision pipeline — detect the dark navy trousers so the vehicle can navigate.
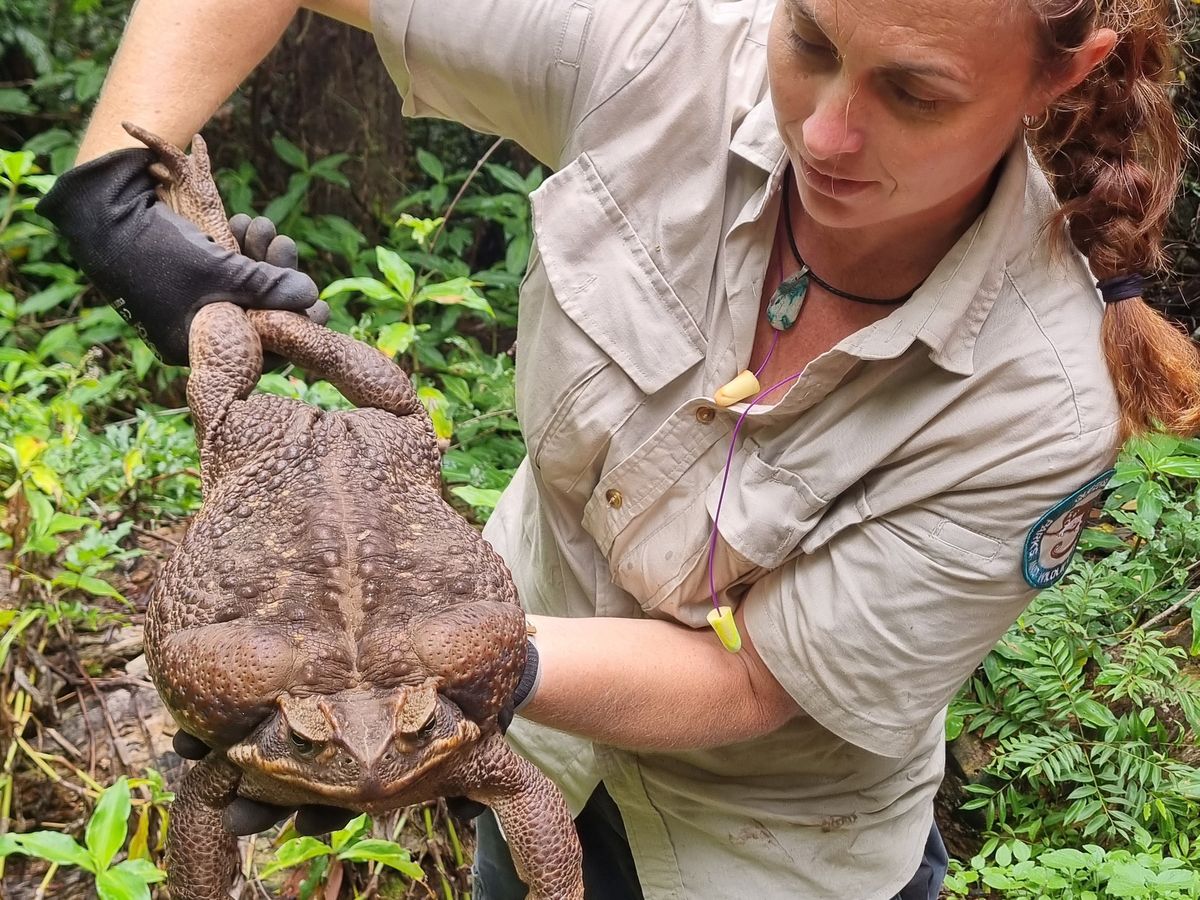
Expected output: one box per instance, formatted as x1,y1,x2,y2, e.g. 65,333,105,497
472,783,948,900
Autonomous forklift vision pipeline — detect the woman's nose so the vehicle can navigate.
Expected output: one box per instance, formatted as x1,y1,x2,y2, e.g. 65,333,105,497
801,85,865,160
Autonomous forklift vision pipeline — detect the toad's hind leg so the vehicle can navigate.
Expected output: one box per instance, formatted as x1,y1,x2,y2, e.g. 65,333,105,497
167,755,241,900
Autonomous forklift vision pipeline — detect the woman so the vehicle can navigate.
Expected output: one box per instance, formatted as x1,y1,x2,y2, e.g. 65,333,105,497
38,0,1195,897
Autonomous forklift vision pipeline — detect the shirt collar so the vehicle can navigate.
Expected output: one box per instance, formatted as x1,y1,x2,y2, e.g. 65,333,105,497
730,95,785,174
844,141,1035,376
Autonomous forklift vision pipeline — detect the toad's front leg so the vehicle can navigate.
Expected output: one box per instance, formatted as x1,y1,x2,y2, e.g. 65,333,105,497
454,735,583,900
167,755,242,900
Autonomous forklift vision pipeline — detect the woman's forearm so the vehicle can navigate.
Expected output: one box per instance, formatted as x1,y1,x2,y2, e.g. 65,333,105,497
77,0,305,163
521,609,803,751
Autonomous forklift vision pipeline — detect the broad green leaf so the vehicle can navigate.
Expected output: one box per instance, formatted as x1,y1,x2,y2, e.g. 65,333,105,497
131,340,156,380
451,486,503,512
46,512,94,536
1191,599,1200,657
415,148,445,182
2,149,35,184
376,322,416,358
485,163,531,194
96,865,152,900
320,277,396,302
35,323,80,361
0,89,35,117
12,434,45,469
126,808,151,861
417,386,453,441
1039,848,1091,871
28,463,62,498
12,831,95,871
1077,526,1127,551
376,246,415,301
0,834,19,856
1133,480,1164,532
259,836,332,878
262,172,308,224
944,707,965,741
0,349,33,367
87,776,131,870
112,858,165,883
1,222,50,247
1155,457,1200,478
1074,697,1118,729
329,814,369,853
417,277,493,317
17,281,84,317
123,448,144,486
1152,869,1196,889
73,64,106,103
1105,861,1151,896
337,840,425,880
52,572,125,601
272,134,308,170
22,129,75,157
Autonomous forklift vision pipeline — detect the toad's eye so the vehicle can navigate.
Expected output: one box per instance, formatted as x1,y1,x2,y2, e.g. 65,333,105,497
288,730,318,758
417,710,437,740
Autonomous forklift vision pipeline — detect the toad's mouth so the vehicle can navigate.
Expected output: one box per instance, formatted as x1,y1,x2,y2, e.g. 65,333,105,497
228,717,482,808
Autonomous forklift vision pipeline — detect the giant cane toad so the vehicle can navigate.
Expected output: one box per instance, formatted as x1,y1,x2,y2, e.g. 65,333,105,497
129,124,583,900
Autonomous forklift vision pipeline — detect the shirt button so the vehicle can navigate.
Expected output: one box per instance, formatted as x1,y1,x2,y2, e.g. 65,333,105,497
695,406,716,424
605,489,624,509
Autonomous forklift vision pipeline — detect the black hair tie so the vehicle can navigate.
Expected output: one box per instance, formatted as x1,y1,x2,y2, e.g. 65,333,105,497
1097,274,1144,304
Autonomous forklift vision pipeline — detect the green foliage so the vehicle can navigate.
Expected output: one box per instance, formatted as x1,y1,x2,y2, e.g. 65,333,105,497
949,434,1200,887
1,1,127,167
0,778,166,900
261,814,424,900
945,837,1200,898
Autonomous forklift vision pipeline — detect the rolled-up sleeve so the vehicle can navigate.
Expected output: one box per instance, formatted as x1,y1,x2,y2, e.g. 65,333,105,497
370,0,679,166
742,440,1116,760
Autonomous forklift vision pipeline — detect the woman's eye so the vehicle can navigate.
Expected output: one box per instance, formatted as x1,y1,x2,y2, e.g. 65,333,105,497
788,30,836,60
891,84,941,114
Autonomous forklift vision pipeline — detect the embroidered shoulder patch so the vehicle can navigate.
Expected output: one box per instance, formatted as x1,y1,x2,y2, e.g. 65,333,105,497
1023,469,1115,589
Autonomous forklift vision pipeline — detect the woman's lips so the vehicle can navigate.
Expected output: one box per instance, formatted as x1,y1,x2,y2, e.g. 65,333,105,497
798,158,874,198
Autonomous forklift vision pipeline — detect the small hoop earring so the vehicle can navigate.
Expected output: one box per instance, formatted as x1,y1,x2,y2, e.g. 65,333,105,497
1023,109,1050,130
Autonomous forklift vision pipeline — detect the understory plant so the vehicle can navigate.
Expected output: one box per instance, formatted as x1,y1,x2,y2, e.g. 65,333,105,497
946,433,1200,892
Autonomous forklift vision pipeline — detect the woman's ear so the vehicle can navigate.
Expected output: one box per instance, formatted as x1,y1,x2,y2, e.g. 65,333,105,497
1028,26,1118,116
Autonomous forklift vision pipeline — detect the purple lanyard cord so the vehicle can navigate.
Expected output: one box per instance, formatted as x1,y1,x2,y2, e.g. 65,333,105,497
707,329,803,611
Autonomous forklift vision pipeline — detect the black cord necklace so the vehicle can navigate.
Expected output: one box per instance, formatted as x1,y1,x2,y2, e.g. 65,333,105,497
766,167,919,331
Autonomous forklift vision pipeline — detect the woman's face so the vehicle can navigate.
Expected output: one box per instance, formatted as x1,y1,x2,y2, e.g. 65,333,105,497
767,0,1042,234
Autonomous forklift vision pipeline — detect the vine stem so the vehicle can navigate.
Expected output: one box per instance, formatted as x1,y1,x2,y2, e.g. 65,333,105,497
427,137,505,256
1140,583,1200,633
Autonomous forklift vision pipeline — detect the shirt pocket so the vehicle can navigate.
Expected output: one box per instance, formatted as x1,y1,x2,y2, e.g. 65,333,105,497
519,152,707,498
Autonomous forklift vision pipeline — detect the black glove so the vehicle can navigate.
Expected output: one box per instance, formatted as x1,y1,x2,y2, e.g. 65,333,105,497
36,147,318,366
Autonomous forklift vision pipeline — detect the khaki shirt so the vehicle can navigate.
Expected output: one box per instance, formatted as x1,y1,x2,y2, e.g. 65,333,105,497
371,0,1122,896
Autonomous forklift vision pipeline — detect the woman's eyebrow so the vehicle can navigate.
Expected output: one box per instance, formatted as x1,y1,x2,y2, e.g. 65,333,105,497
883,60,973,87
786,0,973,88
786,0,830,35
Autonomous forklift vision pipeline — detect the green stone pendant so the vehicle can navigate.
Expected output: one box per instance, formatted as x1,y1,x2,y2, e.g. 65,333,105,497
766,267,810,331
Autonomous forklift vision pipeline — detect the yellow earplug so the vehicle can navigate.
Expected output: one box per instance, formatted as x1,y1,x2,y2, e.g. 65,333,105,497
714,370,761,407
706,606,742,653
